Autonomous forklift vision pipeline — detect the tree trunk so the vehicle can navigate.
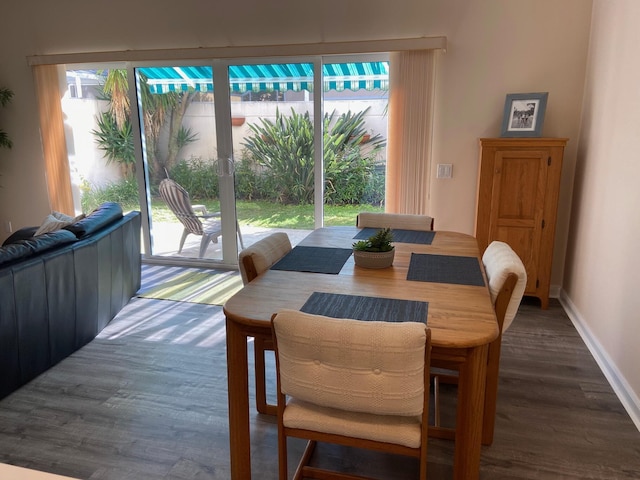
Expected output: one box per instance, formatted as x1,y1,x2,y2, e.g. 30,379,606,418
166,92,195,172
144,111,163,185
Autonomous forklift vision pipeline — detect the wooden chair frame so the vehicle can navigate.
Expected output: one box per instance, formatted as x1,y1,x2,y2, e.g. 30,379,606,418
238,233,291,416
272,314,432,480
431,272,518,445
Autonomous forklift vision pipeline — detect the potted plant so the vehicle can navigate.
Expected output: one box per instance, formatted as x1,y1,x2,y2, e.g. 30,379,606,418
0,87,14,149
352,227,395,269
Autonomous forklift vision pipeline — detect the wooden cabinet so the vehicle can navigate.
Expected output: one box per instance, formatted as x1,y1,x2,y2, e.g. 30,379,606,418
475,138,568,309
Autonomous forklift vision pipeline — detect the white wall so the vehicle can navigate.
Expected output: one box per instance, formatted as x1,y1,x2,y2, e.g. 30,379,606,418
0,0,591,293
177,98,388,162
562,0,640,427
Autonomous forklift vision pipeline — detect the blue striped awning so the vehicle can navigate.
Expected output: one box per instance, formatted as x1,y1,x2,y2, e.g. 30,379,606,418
137,62,389,94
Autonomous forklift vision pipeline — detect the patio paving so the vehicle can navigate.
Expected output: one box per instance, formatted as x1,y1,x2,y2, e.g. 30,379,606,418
148,221,312,262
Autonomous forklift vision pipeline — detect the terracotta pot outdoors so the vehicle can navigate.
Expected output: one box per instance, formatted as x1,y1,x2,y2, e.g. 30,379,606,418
348,134,371,144
231,116,246,126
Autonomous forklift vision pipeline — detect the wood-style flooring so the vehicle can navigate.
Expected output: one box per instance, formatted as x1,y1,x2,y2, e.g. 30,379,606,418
0,270,639,479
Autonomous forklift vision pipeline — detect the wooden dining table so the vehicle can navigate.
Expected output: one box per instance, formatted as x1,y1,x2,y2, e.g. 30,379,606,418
223,226,498,480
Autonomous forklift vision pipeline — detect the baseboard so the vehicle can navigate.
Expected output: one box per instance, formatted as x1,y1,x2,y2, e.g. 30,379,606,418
559,289,640,432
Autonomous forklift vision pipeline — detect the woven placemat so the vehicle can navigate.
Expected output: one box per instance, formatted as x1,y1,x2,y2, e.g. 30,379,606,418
301,291,428,323
271,246,352,274
407,253,485,286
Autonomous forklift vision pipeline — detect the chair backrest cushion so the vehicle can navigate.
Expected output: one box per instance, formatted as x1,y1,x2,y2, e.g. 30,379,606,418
238,232,291,284
482,241,527,331
356,212,434,231
158,179,203,235
272,309,427,417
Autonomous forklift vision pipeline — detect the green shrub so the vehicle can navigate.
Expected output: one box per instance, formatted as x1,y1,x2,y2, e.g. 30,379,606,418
324,146,372,205
80,176,139,212
234,154,268,201
241,108,386,206
168,157,219,200
361,164,386,206
242,108,315,204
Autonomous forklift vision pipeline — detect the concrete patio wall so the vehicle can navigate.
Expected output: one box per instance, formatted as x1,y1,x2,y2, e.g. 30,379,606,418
64,97,388,193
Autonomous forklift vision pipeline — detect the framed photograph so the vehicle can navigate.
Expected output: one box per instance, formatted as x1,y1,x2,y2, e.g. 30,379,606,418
500,92,548,137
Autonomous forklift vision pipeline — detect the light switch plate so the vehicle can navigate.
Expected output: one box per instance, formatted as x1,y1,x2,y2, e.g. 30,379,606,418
437,163,453,178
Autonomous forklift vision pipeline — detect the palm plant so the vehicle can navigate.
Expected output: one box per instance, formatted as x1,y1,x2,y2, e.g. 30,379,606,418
92,70,198,183
92,112,136,173
0,87,14,149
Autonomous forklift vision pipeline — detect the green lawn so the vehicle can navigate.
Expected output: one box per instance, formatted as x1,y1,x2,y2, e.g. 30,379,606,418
148,199,383,229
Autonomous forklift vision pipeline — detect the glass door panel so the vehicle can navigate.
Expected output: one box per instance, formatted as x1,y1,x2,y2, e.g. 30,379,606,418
62,66,135,216
229,62,315,248
135,65,230,262
321,59,389,227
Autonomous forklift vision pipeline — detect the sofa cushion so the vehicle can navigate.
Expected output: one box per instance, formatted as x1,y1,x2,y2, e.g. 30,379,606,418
0,243,33,267
33,212,73,237
64,202,123,239
19,229,78,255
2,227,38,246
0,229,78,267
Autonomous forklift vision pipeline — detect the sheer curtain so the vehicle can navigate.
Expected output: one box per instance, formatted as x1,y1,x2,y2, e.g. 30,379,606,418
386,50,437,215
32,64,74,215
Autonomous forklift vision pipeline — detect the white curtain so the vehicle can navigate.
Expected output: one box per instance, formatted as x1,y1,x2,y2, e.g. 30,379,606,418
386,50,437,215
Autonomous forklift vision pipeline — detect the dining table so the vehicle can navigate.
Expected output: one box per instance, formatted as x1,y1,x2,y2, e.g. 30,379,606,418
223,226,498,480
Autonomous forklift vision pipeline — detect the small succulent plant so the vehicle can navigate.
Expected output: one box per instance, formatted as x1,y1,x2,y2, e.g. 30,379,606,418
352,227,394,252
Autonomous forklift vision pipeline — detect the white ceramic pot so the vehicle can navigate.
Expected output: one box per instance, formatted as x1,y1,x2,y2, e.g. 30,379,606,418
353,248,395,269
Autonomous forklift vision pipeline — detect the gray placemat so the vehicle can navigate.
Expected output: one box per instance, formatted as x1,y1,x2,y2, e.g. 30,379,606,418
270,246,352,274
354,228,435,245
407,253,485,286
301,292,428,324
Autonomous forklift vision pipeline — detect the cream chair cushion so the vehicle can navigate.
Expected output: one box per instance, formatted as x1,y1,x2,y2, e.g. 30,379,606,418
356,212,434,231
284,398,422,448
273,309,426,413
238,232,291,284
482,241,527,331
273,309,427,448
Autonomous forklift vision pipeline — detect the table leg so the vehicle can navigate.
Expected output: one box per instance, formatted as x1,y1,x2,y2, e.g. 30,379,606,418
453,345,488,480
226,317,251,480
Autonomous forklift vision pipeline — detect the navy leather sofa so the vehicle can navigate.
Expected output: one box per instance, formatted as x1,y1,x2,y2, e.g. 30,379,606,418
0,203,141,399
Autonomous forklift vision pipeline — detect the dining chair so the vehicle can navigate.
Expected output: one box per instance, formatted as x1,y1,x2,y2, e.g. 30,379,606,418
159,178,244,258
356,212,435,231
271,309,432,480
431,240,527,445
238,232,292,415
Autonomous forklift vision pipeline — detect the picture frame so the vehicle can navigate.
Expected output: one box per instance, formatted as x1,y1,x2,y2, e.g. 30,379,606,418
500,92,548,137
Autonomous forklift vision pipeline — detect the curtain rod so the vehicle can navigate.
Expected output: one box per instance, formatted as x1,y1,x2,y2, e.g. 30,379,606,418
27,36,446,66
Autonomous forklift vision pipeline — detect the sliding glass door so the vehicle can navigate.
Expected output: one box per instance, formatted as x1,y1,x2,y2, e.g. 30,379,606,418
61,55,389,267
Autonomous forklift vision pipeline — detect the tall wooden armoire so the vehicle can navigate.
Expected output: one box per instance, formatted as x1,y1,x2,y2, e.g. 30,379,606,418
475,138,568,309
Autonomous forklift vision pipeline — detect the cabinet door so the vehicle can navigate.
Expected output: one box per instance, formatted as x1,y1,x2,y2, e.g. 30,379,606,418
489,150,549,293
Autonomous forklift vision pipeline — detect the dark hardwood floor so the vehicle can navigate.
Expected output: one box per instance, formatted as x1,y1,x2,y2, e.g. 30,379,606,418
0,270,639,479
